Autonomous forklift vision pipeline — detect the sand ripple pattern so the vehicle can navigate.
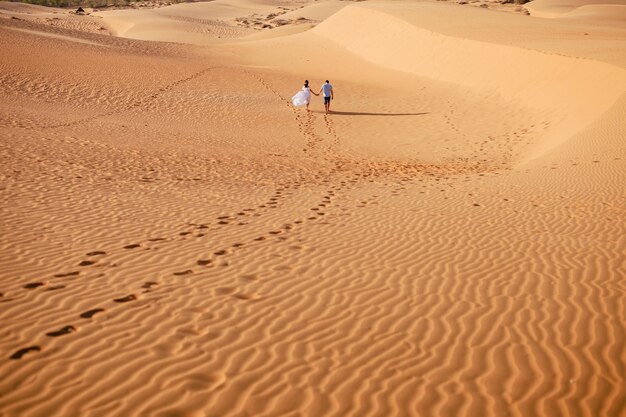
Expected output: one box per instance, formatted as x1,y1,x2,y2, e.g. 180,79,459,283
1,10,625,417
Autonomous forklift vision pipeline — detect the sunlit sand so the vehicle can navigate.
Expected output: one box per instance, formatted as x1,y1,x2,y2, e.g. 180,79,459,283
1,0,625,415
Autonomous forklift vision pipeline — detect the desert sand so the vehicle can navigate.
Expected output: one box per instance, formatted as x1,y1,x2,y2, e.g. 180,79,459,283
1,0,625,415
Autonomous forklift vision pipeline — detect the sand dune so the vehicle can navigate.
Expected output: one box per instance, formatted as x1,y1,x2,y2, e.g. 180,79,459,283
95,0,345,43
525,0,626,28
526,0,626,18
305,4,626,160
1,0,625,416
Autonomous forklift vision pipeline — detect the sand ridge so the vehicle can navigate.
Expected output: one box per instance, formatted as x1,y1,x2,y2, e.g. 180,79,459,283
1,0,625,416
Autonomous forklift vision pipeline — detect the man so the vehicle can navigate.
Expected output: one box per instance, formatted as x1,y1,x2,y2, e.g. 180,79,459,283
317,80,334,114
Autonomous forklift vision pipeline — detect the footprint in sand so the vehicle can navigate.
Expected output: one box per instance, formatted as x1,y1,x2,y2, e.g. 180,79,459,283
24,282,45,289
123,244,141,249
215,287,238,295
10,346,40,360
241,274,259,281
141,281,158,290
274,265,292,272
197,259,213,266
234,292,260,301
79,260,95,267
173,270,194,276
113,294,137,303
214,250,228,256
45,285,65,291
177,371,227,394
86,251,107,256
46,325,76,337
148,238,166,242
54,271,79,278
80,308,105,319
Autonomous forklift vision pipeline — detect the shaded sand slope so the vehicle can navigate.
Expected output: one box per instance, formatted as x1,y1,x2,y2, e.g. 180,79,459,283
1,1,625,416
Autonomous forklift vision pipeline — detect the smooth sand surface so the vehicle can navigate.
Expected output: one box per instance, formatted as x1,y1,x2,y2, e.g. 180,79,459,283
1,0,625,416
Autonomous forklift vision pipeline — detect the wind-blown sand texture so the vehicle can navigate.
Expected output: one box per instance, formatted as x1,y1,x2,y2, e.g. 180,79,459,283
1,0,625,416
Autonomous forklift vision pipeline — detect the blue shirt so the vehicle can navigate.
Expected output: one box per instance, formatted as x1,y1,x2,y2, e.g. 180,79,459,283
322,83,333,97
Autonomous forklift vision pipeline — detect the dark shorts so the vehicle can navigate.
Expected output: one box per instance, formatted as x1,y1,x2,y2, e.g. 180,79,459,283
324,96,331,104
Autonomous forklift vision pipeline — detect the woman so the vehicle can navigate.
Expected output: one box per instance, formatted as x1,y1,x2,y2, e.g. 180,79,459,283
292,80,318,111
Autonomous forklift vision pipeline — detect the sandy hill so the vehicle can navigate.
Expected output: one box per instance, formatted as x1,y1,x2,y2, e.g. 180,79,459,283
1,0,625,416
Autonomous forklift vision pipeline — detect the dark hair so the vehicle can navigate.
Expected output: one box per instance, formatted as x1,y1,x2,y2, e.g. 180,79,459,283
304,80,309,87
326,80,329,83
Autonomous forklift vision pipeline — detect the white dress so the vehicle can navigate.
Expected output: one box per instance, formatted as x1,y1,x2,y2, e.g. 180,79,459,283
292,87,311,107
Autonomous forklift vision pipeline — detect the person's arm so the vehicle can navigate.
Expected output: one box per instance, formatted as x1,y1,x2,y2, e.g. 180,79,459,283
330,87,334,99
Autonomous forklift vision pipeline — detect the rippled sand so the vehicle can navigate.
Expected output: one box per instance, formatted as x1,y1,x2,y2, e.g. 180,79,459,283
1,0,625,415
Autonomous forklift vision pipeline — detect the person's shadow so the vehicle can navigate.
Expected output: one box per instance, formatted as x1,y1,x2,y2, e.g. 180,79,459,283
324,111,429,116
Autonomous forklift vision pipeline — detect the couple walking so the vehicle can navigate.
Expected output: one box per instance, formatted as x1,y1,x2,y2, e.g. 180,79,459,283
292,80,334,114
